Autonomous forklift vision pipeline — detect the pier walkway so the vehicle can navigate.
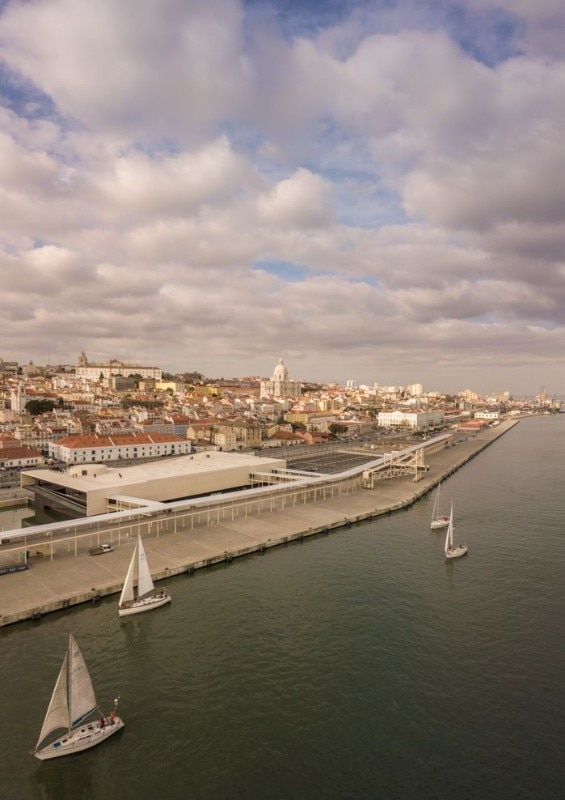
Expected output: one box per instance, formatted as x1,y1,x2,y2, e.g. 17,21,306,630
0,420,517,627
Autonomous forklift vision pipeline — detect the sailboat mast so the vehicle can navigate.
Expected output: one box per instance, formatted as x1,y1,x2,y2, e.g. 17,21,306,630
66,634,72,732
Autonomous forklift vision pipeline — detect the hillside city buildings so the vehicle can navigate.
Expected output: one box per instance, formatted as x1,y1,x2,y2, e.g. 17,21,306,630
0,353,559,473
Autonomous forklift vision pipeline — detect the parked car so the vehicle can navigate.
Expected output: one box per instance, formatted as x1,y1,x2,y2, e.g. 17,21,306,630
89,543,114,555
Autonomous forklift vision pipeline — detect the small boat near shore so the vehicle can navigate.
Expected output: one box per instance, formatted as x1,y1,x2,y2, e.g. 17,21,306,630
430,482,449,529
33,634,124,760
444,503,468,560
118,534,171,617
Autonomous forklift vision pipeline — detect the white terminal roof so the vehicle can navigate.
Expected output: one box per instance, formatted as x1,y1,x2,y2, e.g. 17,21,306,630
25,451,284,492
23,451,289,516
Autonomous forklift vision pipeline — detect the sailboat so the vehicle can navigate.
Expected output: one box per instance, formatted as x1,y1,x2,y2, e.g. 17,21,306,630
430,482,450,529
118,534,171,617
33,634,124,760
444,502,468,560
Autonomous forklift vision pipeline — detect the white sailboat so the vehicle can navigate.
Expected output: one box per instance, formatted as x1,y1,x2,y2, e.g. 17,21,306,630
118,534,171,617
430,482,450,529
444,502,468,560
33,634,124,760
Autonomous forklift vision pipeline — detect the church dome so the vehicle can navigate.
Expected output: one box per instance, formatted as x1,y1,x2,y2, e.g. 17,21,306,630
272,358,289,381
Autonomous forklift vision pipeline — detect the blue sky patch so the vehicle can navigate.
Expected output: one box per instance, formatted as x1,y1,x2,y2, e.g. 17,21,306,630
253,260,311,281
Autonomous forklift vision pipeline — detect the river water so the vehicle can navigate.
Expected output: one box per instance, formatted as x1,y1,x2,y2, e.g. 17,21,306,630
1,415,564,800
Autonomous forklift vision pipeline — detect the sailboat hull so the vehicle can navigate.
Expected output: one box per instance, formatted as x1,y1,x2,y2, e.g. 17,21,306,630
118,591,171,617
431,517,450,530
445,545,468,559
34,716,124,760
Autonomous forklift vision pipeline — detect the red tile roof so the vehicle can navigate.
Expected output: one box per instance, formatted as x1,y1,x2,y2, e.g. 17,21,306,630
54,432,186,448
0,447,42,459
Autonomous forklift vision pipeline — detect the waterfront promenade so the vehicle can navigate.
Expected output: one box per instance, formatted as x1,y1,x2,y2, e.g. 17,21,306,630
0,420,518,627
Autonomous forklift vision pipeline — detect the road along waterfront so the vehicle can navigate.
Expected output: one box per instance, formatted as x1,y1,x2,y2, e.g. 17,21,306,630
0,420,517,627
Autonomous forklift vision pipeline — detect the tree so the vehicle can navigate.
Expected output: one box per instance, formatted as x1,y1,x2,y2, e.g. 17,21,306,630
329,423,347,436
120,398,164,410
25,399,55,415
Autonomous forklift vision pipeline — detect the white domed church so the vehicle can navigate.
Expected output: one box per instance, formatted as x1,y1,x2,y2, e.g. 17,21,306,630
260,358,302,398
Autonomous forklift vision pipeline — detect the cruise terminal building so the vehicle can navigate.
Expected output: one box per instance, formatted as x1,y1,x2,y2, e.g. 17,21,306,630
21,452,286,517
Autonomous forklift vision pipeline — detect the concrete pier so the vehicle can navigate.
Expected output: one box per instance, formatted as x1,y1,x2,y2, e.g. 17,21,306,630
0,420,518,628
0,489,30,510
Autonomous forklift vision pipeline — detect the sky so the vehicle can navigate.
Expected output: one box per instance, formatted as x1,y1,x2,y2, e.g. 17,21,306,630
0,0,564,395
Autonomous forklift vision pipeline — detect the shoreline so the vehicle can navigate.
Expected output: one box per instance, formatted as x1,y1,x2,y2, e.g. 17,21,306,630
0,419,518,629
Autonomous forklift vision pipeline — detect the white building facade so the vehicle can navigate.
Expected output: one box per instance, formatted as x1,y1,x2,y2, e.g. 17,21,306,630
260,358,302,399
474,410,500,420
76,352,162,382
49,432,191,464
378,410,445,430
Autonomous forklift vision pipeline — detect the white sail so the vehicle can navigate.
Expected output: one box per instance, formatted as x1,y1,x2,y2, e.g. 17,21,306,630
36,650,69,750
445,504,454,553
136,535,155,598
68,635,97,727
119,543,137,607
431,482,450,529
431,484,440,521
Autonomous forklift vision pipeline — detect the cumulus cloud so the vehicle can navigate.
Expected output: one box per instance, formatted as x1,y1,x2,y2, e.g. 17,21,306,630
257,168,334,229
0,0,564,393
0,0,249,141
95,137,258,219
